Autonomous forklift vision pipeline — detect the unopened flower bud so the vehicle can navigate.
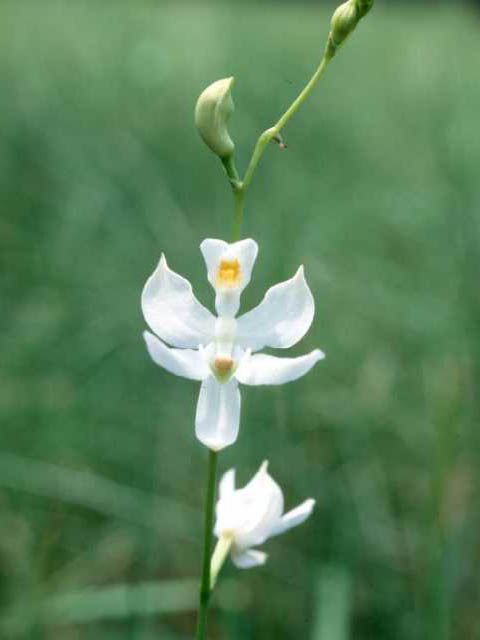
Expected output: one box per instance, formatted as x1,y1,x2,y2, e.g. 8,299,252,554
331,1,359,46
194,77,235,159
356,0,374,19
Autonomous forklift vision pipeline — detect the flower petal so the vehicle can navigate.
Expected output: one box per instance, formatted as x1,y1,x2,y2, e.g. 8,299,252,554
195,376,241,451
235,349,325,386
219,468,236,499
231,461,284,549
269,498,316,537
142,254,215,349
200,239,229,278
201,238,258,291
214,468,240,537
200,238,258,317
231,548,267,569
236,266,315,351
143,332,210,381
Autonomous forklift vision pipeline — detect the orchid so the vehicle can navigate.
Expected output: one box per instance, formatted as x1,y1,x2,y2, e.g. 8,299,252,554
142,238,325,451
137,11,377,634
213,461,315,570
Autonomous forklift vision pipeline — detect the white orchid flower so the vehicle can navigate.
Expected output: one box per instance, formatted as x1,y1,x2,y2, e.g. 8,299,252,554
213,461,315,570
142,238,325,451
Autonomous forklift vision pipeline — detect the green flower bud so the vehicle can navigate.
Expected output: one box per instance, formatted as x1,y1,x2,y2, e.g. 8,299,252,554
324,0,373,60
331,1,359,47
325,0,360,60
356,0,374,19
194,77,235,159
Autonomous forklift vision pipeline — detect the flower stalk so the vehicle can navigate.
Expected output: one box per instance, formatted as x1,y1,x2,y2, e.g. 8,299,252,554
216,1,374,225
185,4,374,638
195,449,219,640
233,188,245,242
218,54,331,242
191,22,334,636
242,56,329,193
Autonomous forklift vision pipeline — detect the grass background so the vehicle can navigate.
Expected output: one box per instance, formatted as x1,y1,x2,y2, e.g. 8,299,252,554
1,1,480,638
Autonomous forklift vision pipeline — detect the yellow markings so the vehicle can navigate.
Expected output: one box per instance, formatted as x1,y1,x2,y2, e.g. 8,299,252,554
214,356,234,376
217,258,241,287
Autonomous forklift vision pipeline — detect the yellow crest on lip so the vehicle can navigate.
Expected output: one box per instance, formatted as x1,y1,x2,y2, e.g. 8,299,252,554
213,355,235,382
214,356,234,374
217,258,241,288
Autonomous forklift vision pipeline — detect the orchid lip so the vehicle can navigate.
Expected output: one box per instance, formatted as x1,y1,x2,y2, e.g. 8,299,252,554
217,258,242,289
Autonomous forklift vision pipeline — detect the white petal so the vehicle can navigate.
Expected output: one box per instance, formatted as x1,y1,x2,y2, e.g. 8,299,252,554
219,469,236,499
235,349,325,386
231,548,267,569
216,291,241,319
200,238,258,317
143,332,210,381
200,239,229,279
236,266,315,351
225,239,258,290
214,468,239,537
195,377,241,451
231,462,284,549
201,238,258,291
269,498,316,537
142,254,215,349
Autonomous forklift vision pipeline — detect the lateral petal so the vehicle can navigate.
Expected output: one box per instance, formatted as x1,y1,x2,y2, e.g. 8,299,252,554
142,254,215,349
231,548,268,569
219,468,236,499
235,349,325,386
143,332,210,381
236,266,315,351
269,499,316,537
195,377,241,451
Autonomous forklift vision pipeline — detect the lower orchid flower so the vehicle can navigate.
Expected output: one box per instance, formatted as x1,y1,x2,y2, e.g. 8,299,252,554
211,461,315,574
142,238,325,450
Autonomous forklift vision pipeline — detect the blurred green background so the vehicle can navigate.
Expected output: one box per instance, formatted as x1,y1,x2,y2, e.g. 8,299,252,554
1,1,480,638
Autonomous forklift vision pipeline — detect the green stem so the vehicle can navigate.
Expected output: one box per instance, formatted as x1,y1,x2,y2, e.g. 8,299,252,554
221,155,241,188
242,128,277,192
233,188,245,241
275,56,329,131
222,55,330,238
243,56,330,191
221,155,244,241
195,449,219,640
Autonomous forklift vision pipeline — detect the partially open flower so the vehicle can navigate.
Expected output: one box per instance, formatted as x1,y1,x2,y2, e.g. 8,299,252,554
214,461,315,568
142,238,325,451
